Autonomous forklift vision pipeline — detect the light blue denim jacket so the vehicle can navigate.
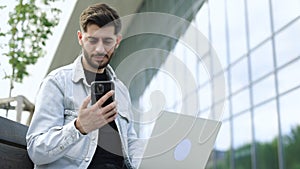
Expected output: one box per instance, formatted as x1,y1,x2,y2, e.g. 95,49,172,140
26,55,143,169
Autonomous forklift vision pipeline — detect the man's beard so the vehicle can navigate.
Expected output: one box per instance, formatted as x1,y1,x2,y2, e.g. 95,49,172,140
83,48,113,70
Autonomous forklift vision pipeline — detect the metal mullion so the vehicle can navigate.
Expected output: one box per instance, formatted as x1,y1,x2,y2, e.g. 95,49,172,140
170,54,300,117
206,2,219,169
224,81,300,124
243,1,257,168
223,0,235,168
221,15,300,75
268,0,285,168
194,7,202,119
225,55,300,103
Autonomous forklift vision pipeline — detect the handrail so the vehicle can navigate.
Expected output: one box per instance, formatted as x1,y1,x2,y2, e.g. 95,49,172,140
0,95,34,125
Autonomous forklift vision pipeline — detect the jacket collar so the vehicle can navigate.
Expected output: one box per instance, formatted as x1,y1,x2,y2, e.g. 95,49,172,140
72,55,117,84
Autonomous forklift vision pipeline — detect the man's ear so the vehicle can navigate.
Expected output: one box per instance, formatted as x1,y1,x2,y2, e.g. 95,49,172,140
115,34,122,48
77,31,83,46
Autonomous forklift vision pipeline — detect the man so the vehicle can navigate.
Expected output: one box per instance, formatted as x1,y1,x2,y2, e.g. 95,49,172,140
26,3,143,169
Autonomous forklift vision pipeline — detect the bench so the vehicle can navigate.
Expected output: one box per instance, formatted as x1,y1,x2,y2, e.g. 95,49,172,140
0,116,33,169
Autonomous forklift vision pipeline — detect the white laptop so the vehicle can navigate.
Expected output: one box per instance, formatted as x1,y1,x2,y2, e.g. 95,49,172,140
138,111,222,169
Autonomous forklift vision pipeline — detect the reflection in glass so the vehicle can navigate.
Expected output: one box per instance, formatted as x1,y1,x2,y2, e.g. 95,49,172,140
199,83,212,112
194,2,209,40
224,71,230,99
231,58,249,93
231,89,250,115
275,19,300,67
272,0,300,31
233,112,252,169
254,101,279,168
250,41,274,81
254,101,278,142
279,88,300,135
278,59,300,94
233,112,252,148
221,100,230,120
171,0,300,168
212,121,231,168
247,0,271,48
279,78,300,169
253,75,276,106
227,0,247,63
197,59,210,86
209,0,227,70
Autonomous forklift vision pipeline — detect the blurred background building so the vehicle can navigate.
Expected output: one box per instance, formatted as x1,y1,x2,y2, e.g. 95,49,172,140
1,0,299,169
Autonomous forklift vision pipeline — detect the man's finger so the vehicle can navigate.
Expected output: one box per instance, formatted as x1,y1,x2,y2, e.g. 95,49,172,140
103,108,117,119
101,101,117,113
106,111,118,123
96,90,114,108
81,95,91,109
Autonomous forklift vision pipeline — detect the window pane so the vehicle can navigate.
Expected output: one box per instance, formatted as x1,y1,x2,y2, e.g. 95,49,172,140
253,75,276,105
250,41,274,81
212,121,231,169
199,83,212,111
272,0,300,31
231,58,249,93
254,101,279,168
279,87,300,135
233,112,252,169
222,100,230,120
231,89,250,115
278,58,300,94
213,73,227,103
198,107,211,120
215,121,231,151
233,112,252,148
227,0,247,63
280,88,300,169
195,2,209,40
197,58,210,86
247,0,271,48
254,101,278,142
209,0,228,70
275,19,300,67
224,71,230,99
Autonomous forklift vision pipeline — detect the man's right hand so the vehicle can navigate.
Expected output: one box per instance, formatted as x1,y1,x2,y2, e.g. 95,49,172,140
75,90,117,134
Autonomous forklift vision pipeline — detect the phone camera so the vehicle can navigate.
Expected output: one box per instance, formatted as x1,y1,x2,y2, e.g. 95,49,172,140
95,84,104,94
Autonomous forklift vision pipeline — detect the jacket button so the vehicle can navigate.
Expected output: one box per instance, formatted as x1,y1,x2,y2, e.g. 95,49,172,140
85,157,90,162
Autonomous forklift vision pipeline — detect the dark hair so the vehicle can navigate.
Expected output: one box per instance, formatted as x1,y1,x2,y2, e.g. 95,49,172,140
79,3,121,34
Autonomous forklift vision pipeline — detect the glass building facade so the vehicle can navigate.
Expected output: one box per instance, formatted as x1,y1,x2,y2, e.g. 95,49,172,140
138,0,300,168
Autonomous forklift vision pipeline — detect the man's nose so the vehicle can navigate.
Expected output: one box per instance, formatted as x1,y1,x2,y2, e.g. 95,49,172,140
95,40,106,53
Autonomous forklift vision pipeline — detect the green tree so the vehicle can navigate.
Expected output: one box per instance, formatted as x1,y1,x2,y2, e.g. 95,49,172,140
1,0,61,98
285,125,300,169
235,144,251,169
256,140,279,169
209,125,300,169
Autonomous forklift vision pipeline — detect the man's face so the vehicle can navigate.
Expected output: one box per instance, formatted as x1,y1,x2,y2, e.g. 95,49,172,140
78,24,121,72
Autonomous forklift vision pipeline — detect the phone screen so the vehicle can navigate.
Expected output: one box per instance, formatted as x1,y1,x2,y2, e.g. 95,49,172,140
91,81,115,106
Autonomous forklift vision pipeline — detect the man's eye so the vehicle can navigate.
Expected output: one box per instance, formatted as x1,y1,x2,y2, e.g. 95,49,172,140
88,38,98,44
103,39,114,45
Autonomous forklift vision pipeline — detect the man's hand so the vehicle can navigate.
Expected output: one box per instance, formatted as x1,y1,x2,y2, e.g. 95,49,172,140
75,90,117,134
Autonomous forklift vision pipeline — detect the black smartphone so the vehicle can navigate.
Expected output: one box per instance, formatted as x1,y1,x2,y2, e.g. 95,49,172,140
91,81,115,106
